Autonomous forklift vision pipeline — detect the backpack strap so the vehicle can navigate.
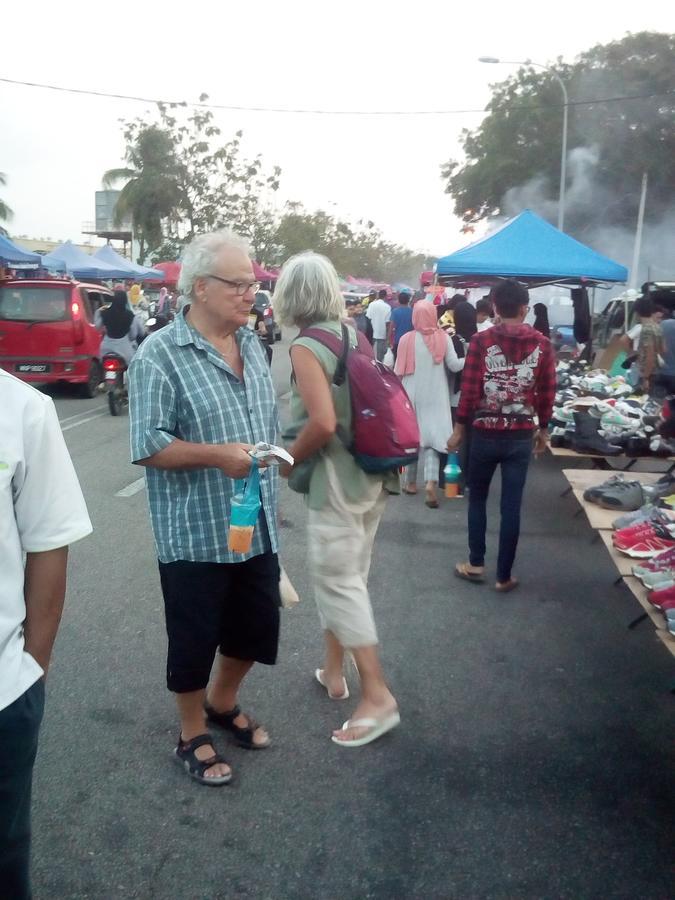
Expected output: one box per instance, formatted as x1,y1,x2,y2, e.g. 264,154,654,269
298,323,359,387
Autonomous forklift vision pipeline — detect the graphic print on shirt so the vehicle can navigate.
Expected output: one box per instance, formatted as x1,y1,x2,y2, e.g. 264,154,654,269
476,342,541,429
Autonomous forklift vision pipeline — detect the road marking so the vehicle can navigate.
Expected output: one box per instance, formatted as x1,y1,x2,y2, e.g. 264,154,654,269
59,405,106,425
115,477,146,498
61,411,108,432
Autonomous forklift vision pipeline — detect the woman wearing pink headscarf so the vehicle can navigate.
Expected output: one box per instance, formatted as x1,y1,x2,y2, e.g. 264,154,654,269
395,301,464,507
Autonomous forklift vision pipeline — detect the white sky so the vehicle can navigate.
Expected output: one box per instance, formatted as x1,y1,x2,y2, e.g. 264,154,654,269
1,0,673,258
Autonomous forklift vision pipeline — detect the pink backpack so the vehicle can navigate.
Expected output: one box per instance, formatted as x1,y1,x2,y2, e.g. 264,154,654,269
300,323,420,473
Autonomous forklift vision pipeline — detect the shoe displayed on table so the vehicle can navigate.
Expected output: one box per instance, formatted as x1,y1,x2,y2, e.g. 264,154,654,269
613,503,658,530
613,508,671,540
572,412,623,457
550,427,569,448
615,523,675,558
642,476,675,503
583,473,625,503
646,586,675,610
631,546,675,573
636,569,675,589
595,481,645,511
625,434,651,456
649,436,675,457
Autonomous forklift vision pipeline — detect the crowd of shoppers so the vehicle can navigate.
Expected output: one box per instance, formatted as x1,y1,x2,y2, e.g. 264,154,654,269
1,230,561,897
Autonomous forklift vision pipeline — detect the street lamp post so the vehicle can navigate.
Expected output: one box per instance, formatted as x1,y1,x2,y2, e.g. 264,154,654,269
479,56,568,232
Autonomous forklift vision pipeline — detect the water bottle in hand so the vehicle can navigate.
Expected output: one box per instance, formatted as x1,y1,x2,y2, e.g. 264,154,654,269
444,452,462,498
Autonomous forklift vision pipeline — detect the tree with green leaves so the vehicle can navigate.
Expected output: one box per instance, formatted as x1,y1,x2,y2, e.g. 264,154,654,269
442,32,675,234
270,203,429,285
154,99,281,249
103,125,183,262
0,172,13,237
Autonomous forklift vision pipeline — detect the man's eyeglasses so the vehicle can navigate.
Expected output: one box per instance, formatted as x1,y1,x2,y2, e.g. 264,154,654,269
207,275,261,296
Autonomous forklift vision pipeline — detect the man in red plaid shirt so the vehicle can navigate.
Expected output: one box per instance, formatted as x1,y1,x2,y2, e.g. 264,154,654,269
447,279,556,592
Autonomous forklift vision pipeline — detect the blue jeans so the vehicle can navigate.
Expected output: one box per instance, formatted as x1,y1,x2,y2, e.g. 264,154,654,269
0,679,45,900
467,430,533,583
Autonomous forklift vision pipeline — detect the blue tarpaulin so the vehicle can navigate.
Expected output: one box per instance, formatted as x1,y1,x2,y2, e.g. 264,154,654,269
93,244,164,280
0,234,41,268
40,240,131,279
435,210,628,285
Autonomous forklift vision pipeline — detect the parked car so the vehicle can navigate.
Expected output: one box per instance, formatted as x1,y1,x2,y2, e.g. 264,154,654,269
253,290,281,342
593,282,675,348
0,278,112,397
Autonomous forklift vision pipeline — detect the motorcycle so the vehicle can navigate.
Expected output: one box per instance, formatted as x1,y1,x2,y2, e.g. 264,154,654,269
102,352,128,416
103,309,173,416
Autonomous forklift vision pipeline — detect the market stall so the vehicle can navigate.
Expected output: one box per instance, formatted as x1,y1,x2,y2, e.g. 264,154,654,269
41,240,130,280
93,244,164,281
0,234,42,270
434,209,628,287
562,468,675,671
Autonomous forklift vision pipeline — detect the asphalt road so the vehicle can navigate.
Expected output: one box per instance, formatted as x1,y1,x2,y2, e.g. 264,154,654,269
31,335,675,900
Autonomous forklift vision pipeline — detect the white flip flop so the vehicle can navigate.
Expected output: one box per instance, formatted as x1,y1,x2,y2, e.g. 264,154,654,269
315,668,349,701
331,710,401,748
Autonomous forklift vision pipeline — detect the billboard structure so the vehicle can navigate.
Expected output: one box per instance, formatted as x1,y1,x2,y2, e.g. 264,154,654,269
82,191,133,246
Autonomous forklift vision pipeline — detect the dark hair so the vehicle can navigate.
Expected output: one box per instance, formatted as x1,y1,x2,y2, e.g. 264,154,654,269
378,289,387,300
532,302,550,338
492,279,529,318
453,299,477,341
368,289,376,297
476,298,492,317
397,291,411,305
634,295,655,318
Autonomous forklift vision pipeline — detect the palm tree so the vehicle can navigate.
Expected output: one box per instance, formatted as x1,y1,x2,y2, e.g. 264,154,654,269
103,126,182,263
0,172,13,237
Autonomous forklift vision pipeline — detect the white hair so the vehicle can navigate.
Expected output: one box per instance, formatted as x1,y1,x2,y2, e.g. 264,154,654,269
177,230,250,298
273,252,345,327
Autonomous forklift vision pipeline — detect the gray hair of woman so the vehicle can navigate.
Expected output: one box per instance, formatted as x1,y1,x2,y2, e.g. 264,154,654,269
177,230,250,299
273,252,345,327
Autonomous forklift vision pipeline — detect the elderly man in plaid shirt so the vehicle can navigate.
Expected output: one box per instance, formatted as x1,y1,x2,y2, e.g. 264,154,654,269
129,231,280,786
447,279,556,593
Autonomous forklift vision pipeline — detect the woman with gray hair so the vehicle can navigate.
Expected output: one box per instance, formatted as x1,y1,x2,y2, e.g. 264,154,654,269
275,252,400,748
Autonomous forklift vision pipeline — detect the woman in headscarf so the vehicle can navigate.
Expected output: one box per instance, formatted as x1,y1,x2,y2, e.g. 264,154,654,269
157,287,170,316
95,290,145,365
395,301,464,507
533,303,550,339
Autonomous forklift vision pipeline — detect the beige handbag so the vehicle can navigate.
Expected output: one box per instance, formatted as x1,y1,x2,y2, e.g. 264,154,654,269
279,566,300,609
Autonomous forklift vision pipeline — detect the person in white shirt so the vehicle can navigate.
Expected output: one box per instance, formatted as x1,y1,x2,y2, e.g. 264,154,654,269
366,289,392,361
0,371,92,900
475,298,494,332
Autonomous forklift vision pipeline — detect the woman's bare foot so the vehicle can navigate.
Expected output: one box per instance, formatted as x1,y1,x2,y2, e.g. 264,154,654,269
316,668,348,699
332,695,398,743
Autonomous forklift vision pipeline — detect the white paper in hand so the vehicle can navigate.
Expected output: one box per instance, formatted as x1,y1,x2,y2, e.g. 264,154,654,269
248,442,295,466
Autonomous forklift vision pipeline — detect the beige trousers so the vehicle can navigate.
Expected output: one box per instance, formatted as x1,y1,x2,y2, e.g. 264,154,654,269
307,459,386,648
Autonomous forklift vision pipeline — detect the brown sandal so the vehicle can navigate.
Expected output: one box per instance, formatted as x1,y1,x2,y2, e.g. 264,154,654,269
454,562,486,583
495,578,519,593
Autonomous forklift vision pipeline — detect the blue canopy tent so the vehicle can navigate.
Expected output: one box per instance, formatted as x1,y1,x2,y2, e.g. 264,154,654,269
41,240,131,280
435,210,628,287
93,244,164,280
0,234,42,269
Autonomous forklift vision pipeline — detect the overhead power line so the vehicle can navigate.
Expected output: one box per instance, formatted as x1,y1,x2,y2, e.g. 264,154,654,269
0,75,673,116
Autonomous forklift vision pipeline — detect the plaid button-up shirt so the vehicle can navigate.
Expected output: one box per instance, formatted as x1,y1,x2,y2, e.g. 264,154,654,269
455,323,556,431
129,308,279,563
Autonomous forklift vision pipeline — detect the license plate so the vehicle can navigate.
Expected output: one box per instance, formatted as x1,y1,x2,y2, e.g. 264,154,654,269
105,371,118,381
16,363,51,373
